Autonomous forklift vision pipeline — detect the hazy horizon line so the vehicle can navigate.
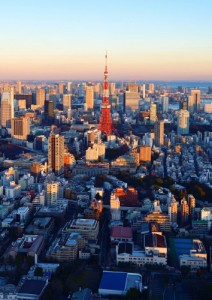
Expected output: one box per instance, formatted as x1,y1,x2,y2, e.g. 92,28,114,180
1,78,212,83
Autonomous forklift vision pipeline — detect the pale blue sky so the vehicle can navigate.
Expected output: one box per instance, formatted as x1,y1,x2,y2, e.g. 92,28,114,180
0,0,211,80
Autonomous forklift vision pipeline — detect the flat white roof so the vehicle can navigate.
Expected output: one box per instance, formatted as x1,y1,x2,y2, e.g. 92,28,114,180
75,219,95,226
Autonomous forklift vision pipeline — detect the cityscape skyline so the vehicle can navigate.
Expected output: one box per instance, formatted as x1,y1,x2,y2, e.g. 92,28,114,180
1,0,212,81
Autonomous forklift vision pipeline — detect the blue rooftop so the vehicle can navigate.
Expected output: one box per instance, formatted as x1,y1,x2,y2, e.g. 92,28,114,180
99,271,127,291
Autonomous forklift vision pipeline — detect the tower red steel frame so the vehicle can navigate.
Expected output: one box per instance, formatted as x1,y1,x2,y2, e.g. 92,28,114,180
98,53,114,135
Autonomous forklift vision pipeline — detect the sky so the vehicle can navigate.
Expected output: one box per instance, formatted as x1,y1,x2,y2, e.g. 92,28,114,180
0,0,212,81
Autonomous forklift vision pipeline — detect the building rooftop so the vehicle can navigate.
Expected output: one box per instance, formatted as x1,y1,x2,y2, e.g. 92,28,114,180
99,271,142,295
71,288,92,300
118,242,133,255
75,219,95,226
99,271,127,291
145,233,166,248
18,278,47,296
111,226,133,239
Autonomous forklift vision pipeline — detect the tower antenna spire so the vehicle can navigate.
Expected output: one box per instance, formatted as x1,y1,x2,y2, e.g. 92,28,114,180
105,50,108,72
98,51,115,136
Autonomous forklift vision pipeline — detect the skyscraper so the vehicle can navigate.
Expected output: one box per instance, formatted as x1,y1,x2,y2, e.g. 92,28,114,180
168,196,178,225
124,91,140,112
154,120,164,147
191,89,201,113
148,83,155,94
124,83,140,111
188,194,196,219
16,81,22,94
177,109,190,135
85,86,94,110
127,83,139,93
181,198,189,225
139,145,151,162
46,181,60,205
36,88,45,107
44,100,54,123
48,134,64,175
150,103,157,124
15,94,33,109
63,94,71,112
161,96,169,112
58,83,64,94
11,117,30,140
142,83,146,99
67,82,72,93
0,89,14,128
109,83,116,95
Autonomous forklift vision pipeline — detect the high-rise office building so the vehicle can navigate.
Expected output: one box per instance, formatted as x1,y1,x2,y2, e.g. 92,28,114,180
188,194,196,219
168,196,178,224
58,83,64,95
161,96,169,112
181,99,188,110
188,96,194,113
48,134,64,175
139,145,151,162
36,88,45,107
150,103,157,124
46,181,60,205
67,82,72,93
15,94,33,109
124,91,140,111
154,120,164,147
127,84,139,93
109,83,116,95
44,100,54,123
16,81,22,94
191,89,201,113
123,83,140,111
85,86,94,110
11,117,30,140
177,109,190,135
63,94,71,112
181,198,189,225
0,89,14,128
94,83,102,98
142,83,146,99
148,83,155,94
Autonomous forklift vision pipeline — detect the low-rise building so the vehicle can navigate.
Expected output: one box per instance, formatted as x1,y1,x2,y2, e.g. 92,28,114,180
46,232,85,262
6,235,45,259
99,271,142,297
63,219,99,240
110,155,137,174
111,226,133,243
116,233,167,266
179,239,207,269
26,217,54,238
16,276,48,300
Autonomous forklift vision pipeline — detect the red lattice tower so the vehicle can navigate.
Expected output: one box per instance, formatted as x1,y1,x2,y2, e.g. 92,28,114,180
98,52,114,135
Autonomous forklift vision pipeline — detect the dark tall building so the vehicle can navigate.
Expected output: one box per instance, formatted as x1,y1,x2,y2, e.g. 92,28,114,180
44,100,54,124
14,94,32,108
180,99,188,110
48,134,64,175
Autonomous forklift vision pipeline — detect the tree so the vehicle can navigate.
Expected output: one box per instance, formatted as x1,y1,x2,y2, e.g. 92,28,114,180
193,186,206,199
34,267,43,276
180,265,190,277
51,279,63,300
15,253,23,268
125,288,143,300
155,177,163,186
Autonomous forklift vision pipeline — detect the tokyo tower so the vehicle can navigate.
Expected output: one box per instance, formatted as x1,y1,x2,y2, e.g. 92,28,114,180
98,52,114,135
